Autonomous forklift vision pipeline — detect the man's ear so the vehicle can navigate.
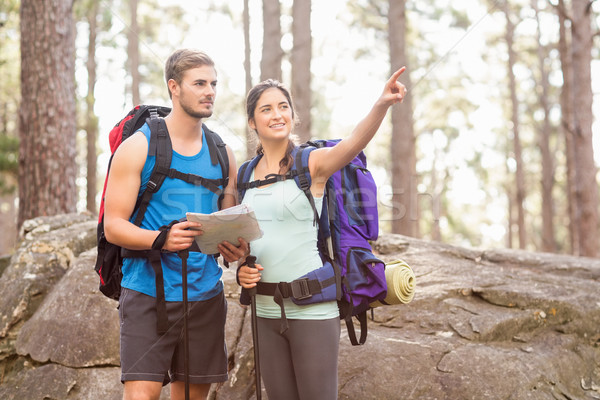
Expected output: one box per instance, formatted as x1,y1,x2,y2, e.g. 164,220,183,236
168,79,178,98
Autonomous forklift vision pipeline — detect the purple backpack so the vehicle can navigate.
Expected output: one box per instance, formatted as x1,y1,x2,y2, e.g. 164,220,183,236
238,139,387,345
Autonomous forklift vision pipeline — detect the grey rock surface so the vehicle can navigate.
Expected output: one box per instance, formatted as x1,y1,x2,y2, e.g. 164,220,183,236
0,213,598,400
15,249,120,367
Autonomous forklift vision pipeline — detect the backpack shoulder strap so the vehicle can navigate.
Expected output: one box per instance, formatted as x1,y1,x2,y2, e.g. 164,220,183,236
132,113,172,226
203,125,229,171
237,154,263,201
202,124,225,164
125,111,172,334
202,124,230,208
293,143,319,225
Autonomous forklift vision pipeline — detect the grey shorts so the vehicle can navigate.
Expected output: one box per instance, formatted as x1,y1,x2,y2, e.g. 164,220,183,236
119,288,228,385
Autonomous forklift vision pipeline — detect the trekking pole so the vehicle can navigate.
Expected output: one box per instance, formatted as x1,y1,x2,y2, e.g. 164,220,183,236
179,249,190,400
245,255,261,400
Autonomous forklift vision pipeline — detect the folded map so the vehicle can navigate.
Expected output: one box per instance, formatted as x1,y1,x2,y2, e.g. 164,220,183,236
186,204,263,254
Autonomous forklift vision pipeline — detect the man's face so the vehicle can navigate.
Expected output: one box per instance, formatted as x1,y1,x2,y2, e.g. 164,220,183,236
174,65,217,119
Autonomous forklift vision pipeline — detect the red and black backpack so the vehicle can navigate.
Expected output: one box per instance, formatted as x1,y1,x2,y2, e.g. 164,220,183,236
94,105,229,333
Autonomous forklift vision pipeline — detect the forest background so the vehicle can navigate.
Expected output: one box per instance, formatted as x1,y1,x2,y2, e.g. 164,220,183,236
0,0,599,258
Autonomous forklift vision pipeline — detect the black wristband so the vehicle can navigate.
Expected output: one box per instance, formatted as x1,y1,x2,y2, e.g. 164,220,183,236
152,229,169,250
236,259,247,286
151,220,178,250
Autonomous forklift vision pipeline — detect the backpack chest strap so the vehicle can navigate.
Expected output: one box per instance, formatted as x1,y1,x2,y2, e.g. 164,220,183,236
156,166,227,194
238,170,297,191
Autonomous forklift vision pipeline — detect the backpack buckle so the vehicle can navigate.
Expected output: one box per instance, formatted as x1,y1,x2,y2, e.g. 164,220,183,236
147,180,158,192
298,178,310,191
290,278,312,300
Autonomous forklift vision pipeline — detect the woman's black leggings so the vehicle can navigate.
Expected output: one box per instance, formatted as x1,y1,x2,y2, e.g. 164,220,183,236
256,316,340,400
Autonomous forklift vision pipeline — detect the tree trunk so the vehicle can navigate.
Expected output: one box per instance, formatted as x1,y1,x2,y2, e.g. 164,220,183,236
506,180,514,249
503,1,527,249
570,0,598,257
532,0,556,252
128,0,140,106
388,0,417,236
18,0,77,228
86,2,98,214
260,0,283,82
291,0,312,143
556,0,578,255
243,0,254,160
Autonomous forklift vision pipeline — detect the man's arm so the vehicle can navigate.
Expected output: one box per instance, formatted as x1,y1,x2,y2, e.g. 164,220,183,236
220,145,238,210
104,132,202,252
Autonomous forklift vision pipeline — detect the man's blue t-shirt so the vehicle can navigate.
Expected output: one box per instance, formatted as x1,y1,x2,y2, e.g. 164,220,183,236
121,123,224,301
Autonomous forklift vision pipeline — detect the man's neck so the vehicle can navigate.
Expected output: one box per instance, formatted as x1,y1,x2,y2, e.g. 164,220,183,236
163,109,206,156
164,109,204,141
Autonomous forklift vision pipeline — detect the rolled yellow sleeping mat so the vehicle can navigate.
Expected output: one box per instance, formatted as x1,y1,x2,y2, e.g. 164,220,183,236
370,259,416,308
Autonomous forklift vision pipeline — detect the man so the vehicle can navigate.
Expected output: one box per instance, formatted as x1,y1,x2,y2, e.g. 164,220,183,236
104,49,243,400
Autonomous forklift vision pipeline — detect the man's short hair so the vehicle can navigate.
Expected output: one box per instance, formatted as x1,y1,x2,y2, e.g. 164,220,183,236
165,49,215,98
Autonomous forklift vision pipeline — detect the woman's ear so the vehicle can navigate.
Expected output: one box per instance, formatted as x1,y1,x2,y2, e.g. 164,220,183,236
248,118,256,131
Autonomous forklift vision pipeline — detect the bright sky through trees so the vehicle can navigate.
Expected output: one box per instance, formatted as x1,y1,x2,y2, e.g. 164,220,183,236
78,0,600,248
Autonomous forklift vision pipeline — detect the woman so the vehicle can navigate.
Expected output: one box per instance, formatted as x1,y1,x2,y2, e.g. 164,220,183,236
226,67,407,400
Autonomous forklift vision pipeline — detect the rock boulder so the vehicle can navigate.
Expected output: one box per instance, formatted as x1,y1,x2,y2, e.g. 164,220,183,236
0,213,598,400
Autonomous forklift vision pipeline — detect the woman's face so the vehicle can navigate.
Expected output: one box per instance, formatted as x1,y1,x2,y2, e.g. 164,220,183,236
249,87,293,142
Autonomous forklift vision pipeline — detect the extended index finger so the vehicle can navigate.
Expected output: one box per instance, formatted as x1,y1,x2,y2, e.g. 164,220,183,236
389,66,406,83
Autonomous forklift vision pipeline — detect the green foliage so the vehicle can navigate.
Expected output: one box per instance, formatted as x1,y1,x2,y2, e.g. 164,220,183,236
347,0,388,32
0,135,18,173
0,1,20,91
0,0,19,17
129,1,190,103
207,1,234,18
0,135,18,194
0,0,20,196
